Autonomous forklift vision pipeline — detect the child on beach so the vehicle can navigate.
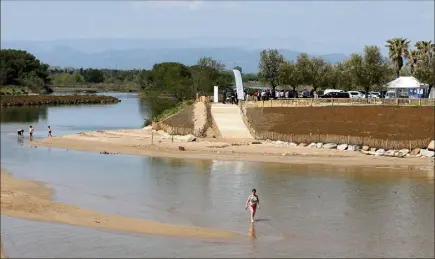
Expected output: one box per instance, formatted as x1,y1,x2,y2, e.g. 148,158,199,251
245,189,260,223
48,126,52,137
29,126,34,139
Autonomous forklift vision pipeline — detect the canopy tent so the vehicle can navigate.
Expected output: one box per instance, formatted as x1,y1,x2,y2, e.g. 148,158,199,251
386,76,422,89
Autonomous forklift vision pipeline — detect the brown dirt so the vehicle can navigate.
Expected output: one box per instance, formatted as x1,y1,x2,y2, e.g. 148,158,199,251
164,105,194,129
247,106,435,141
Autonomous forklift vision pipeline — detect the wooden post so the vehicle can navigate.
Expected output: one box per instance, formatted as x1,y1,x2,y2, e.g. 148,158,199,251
151,131,154,145
272,131,274,140
386,139,388,150
291,134,293,143
409,141,412,151
347,135,350,145
172,133,174,143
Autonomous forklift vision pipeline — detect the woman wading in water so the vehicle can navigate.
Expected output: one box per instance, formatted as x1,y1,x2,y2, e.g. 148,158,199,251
245,189,260,222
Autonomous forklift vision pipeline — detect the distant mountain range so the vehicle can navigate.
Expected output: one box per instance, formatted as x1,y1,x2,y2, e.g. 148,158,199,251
1,39,349,73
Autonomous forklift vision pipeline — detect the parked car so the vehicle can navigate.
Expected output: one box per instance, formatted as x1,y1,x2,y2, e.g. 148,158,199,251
323,89,344,95
385,90,396,99
320,92,350,98
347,91,364,99
369,92,381,98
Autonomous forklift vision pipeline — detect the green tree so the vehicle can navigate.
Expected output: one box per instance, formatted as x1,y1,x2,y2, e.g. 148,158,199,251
258,49,285,90
147,62,194,101
414,41,435,97
386,37,410,78
278,61,301,90
0,49,50,90
405,49,420,74
84,69,104,83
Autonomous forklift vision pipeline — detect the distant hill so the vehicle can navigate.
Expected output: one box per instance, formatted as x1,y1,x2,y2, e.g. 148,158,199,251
1,39,348,73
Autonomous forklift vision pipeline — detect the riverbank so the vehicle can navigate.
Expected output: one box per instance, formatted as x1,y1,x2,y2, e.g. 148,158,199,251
0,171,239,240
1,95,120,106
32,128,434,170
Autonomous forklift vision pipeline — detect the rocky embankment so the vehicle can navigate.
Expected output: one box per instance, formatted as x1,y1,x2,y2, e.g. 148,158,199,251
268,139,435,161
1,95,120,106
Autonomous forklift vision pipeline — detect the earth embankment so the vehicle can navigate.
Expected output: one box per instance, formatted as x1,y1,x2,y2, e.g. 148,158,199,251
246,106,435,141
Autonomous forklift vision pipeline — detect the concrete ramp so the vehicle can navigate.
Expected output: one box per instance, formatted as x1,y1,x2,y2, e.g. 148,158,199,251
211,103,253,139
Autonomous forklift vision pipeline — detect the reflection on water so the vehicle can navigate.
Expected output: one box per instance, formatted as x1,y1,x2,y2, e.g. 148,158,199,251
0,93,434,258
1,106,48,123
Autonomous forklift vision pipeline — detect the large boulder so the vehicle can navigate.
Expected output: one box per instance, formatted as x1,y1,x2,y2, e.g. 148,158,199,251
385,150,395,157
299,143,308,147
362,146,370,151
289,142,298,147
369,147,377,152
308,143,317,148
410,148,421,156
337,144,348,151
375,149,386,156
316,143,323,149
323,143,338,149
347,145,360,151
428,140,435,151
420,149,435,158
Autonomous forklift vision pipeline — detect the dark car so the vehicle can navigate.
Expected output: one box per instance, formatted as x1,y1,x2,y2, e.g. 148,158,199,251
320,92,350,98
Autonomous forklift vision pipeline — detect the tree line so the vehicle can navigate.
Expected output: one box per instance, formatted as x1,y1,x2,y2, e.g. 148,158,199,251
2,37,433,98
259,38,434,97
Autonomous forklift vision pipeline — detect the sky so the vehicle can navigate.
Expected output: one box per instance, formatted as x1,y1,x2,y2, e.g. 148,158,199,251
1,0,434,53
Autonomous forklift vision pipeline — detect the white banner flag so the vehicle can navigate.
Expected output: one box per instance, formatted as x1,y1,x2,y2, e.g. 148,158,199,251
232,69,244,100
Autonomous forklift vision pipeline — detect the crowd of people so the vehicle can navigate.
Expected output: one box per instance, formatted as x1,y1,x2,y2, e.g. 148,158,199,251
222,88,321,104
247,88,318,101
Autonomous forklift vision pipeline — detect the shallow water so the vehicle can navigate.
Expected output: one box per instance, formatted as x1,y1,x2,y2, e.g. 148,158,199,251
1,93,434,258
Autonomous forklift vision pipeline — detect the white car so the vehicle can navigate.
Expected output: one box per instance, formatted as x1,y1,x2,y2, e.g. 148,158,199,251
347,91,364,99
369,92,381,98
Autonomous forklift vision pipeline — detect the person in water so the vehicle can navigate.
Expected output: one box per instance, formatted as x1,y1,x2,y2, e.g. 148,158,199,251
48,126,52,137
245,188,260,223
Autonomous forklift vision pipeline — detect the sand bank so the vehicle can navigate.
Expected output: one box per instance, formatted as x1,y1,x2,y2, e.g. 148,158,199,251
0,171,239,239
32,128,434,169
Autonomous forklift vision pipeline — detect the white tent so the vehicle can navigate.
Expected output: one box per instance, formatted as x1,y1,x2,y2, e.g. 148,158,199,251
386,76,422,89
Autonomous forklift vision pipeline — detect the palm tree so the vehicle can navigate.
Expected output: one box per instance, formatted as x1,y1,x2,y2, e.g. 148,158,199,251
405,49,419,74
415,41,434,66
386,37,410,78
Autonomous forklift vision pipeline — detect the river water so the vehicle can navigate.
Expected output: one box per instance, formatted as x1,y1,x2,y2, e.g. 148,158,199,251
1,93,434,258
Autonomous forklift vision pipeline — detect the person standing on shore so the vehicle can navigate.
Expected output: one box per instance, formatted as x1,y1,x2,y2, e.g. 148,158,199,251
29,125,34,139
48,126,52,137
245,188,260,223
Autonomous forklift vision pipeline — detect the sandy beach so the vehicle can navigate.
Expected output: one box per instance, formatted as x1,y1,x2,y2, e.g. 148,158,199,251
32,128,434,169
0,171,240,242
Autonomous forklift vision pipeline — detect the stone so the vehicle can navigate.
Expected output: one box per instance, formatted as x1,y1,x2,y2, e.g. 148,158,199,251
337,144,348,151
420,149,435,158
323,143,338,149
385,150,395,156
428,140,435,151
251,141,262,145
178,134,196,142
369,147,377,152
298,143,308,147
375,149,386,156
274,140,287,146
362,146,370,151
410,148,421,156
399,149,409,156
347,145,359,151
308,143,317,148
288,142,298,147
179,146,186,151
316,143,323,149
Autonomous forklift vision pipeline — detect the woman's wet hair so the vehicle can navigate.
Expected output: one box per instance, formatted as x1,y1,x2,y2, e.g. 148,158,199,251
252,189,256,193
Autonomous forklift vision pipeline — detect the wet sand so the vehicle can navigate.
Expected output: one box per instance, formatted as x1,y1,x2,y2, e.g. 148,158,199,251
32,128,434,169
0,171,239,239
